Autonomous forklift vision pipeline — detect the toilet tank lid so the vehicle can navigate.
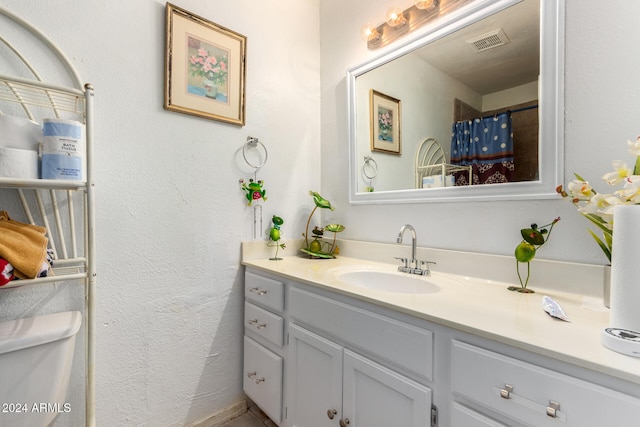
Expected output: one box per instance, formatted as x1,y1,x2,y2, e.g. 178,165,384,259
0,311,82,354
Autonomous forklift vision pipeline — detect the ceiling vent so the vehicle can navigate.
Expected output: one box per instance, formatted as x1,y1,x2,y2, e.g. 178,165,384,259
465,28,510,52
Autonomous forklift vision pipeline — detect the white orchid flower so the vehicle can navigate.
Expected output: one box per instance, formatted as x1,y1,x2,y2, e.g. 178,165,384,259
628,136,640,157
567,179,594,200
616,175,640,203
602,160,632,185
577,193,623,225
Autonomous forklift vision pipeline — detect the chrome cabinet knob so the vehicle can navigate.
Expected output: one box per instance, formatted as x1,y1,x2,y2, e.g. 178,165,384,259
327,409,337,419
500,384,513,399
546,400,560,418
339,418,350,427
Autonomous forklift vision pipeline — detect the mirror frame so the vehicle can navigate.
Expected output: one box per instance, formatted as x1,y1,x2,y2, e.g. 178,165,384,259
347,0,564,204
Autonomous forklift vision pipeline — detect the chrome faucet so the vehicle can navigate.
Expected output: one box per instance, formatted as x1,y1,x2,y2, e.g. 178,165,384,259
395,224,435,276
397,224,417,261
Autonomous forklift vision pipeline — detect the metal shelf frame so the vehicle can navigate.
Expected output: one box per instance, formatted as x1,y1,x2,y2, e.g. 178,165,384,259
0,6,96,427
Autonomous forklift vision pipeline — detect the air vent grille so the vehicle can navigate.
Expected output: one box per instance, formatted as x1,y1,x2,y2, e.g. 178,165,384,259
466,28,510,52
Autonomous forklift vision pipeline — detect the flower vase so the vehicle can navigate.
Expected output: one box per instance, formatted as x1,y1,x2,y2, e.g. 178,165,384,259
603,264,611,308
203,79,218,99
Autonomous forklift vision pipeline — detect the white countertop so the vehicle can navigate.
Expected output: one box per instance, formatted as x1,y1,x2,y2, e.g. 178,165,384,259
242,248,640,386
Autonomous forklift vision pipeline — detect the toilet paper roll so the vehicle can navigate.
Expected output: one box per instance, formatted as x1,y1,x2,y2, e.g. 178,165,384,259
609,205,640,331
422,175,443,188
41,118,85,181
0,114,42,151
0,147,38,179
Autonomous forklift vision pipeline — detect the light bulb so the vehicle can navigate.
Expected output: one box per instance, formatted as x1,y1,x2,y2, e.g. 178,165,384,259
386,7,406,27
360,24,380,42
415,0,436,10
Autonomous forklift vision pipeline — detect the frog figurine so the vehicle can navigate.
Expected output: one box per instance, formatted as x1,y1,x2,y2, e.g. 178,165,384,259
240,178,267,205
267,215,285,260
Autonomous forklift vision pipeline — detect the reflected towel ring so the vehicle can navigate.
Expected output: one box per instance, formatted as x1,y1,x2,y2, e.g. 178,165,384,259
362,156,378,180
243,136,268,169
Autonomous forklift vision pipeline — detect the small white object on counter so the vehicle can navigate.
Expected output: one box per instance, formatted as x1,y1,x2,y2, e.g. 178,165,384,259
542,295,570,322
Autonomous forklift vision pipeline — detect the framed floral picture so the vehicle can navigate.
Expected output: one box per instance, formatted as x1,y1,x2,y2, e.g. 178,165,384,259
369,90,401,154
164,3,247,126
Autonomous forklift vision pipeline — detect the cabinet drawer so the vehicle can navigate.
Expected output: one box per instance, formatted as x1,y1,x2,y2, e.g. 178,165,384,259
289,287,433,381
245,271,284,313
244,302,284,347
451,340,640,427
451,402,508,427
243,336,283,424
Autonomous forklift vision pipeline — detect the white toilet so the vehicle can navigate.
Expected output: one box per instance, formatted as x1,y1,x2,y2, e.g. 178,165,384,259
0,311,82,427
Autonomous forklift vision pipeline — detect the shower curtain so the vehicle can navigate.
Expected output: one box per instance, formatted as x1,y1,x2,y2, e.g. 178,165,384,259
450,112,515,185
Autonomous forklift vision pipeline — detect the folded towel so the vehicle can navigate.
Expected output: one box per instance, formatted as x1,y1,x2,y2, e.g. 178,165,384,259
0,211,49,279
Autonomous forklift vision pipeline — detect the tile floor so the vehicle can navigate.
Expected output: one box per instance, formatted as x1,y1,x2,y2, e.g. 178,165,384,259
221,402,277,427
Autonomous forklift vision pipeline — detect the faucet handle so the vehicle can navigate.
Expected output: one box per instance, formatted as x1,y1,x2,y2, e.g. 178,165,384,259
394,257,409,268
419,260,436,275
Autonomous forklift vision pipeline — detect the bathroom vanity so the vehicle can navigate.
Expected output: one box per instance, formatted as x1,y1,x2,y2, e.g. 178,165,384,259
241,241,640,427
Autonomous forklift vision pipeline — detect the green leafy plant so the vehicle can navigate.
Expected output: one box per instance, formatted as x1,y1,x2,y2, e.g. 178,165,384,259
557,136,640,262
511,217,560,293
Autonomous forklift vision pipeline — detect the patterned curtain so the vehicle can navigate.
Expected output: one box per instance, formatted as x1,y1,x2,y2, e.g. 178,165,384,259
450,112,515,185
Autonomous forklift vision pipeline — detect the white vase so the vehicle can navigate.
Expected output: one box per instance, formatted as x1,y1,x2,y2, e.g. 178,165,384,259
203,79,218,98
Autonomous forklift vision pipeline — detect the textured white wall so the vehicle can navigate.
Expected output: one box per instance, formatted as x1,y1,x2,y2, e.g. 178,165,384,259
319,0,640,266
0,0,320,426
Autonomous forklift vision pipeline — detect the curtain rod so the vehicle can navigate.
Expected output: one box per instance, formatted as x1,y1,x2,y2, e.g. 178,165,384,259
481,104,538,120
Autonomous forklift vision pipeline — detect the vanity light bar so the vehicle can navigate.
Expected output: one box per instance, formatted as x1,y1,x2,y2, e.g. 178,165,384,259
364,0,472,49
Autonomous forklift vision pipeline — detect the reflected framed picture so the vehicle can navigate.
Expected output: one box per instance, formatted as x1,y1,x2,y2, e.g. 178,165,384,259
369,89,401,154
164,3,247,126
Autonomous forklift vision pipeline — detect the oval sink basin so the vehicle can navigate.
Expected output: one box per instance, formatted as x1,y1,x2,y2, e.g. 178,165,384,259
332,267,441,294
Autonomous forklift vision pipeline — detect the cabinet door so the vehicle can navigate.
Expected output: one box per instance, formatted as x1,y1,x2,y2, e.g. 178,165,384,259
243,336,283,424
342,349,431,427
288,324,343,427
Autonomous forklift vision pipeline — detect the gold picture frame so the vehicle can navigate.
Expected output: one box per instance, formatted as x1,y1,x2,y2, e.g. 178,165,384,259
164,3,247,126
369,89,401,154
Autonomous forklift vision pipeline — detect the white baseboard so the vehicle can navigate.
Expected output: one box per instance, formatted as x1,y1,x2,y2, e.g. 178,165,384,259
187,399,248,427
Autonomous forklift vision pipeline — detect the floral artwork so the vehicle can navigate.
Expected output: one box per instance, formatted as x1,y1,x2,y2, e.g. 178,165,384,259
370,90,401,154
377,107,393,142
187,37,229,102
164,3,246,125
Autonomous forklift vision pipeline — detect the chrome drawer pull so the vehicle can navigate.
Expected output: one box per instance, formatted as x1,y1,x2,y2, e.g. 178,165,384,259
249,287,267,295
247,371,265,384
339,418,350,427
546,401,560,418
493,387,567,421
248,319,267,329
327,409,337,420
500,384,513,399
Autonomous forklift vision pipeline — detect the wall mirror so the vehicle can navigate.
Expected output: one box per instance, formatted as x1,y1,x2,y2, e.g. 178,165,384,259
347,0,564,204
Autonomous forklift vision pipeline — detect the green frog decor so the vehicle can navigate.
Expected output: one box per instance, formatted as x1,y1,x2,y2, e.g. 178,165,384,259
511,217,560,293
301,191,345,259
240,178,267,205
267,215,286,260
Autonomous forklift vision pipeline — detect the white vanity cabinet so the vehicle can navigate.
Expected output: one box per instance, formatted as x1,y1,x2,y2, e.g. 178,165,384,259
243,271,286,424
243,265,640,427
451,340,640,426
287,306,432,427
